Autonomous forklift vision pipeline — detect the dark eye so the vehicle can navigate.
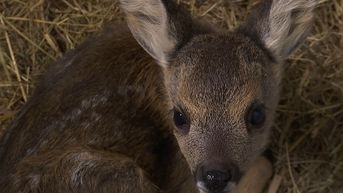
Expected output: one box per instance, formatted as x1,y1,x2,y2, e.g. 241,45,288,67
173,108,190,134
247,103,266,129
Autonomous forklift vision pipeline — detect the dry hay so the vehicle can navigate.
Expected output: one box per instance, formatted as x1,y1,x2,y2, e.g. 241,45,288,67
0,0,342,192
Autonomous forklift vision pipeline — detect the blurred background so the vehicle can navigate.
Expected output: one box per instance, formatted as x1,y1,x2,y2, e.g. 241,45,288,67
0,0,342,192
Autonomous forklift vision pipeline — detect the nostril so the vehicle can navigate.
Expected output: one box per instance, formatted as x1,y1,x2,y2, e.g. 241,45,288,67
205,170,231,183
203,170,232,191
196,161,240,192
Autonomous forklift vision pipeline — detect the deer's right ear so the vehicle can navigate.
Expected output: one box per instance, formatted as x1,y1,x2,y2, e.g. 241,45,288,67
238,0,318,62
120,0,192,67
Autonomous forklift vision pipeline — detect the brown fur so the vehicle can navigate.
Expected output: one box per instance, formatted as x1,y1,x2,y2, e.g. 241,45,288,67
0,0,317,193
0,25,196,193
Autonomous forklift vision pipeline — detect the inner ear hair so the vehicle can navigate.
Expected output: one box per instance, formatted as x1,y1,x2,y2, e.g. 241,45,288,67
120,0,176,66
119,0,197,67
265,0,317,58
238,0,319,61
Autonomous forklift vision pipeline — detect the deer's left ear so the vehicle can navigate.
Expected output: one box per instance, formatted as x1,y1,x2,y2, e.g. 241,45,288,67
238,0,318,62
119,0,194,67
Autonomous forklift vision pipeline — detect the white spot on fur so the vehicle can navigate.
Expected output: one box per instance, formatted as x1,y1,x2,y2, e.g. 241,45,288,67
71,152,97,185
28,174,41,188
25,92,109,156
64,54,76,68
49,94,108,128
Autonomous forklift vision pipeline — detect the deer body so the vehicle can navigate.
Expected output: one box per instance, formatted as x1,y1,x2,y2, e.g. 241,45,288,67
0,0,317,193
0,25,198,193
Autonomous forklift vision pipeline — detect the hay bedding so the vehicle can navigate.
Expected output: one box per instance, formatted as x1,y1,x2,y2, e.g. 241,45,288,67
0,0,342,192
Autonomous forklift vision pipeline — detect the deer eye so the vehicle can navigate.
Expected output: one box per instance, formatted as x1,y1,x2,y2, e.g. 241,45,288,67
173,108,190,134
247,103,266,129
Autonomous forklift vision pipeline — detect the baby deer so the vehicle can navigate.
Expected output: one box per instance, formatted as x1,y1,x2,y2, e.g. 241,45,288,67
0,0,317,193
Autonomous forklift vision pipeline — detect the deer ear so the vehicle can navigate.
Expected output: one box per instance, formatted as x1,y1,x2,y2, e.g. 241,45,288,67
120,0,193,67
239,0,318,61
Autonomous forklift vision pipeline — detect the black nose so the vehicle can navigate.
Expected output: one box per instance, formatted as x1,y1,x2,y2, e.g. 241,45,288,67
196,161,239,192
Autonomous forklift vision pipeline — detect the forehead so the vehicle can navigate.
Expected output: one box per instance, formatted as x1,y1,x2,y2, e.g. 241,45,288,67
175,33,267,107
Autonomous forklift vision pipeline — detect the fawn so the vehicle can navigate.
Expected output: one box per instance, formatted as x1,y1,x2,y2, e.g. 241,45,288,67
0,0,317,193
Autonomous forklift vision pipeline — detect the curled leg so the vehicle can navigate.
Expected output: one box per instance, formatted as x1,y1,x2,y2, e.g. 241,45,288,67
3,147,159,193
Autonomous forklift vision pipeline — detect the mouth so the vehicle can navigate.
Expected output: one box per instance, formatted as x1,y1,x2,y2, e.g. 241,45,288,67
196,181,236,193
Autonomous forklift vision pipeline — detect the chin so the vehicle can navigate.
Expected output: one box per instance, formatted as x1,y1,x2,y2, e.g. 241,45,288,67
196,181,237,193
